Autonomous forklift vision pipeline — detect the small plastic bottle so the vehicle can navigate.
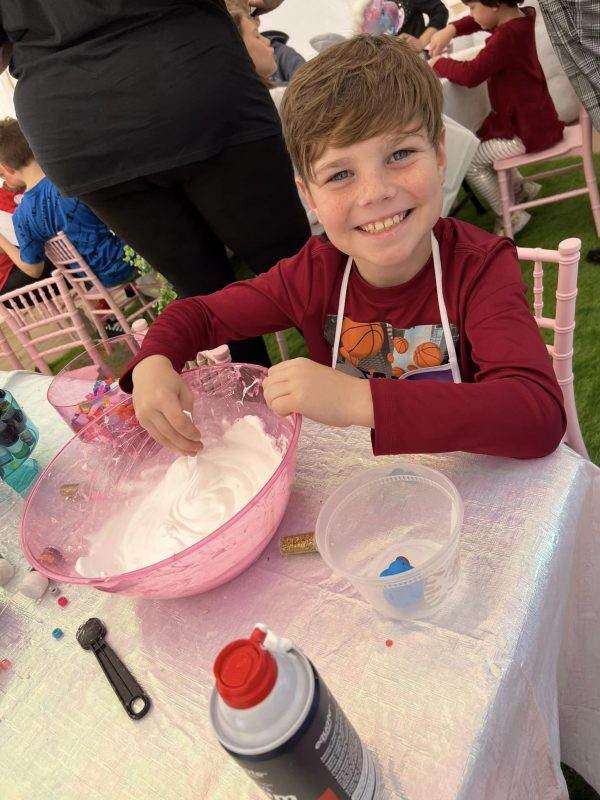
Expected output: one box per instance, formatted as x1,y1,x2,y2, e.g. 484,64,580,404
131,318,149,346
201,344,231,365
0,397,39,496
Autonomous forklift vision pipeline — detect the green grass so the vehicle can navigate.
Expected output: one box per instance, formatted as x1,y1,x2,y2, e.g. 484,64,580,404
563,765,599,799
453,154,600,465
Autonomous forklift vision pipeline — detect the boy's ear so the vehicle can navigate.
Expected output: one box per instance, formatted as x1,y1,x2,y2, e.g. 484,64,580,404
295,176,318,214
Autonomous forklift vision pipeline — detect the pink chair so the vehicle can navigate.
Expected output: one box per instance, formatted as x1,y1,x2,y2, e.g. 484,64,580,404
0,269,104,376
517,237,587,458
494,106,600,239
44,232,156,347
0,322,23,370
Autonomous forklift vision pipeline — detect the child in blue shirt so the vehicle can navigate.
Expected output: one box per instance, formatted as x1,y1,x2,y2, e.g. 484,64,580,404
0,118,135,289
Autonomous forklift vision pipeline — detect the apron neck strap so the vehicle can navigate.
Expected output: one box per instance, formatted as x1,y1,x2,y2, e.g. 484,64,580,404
331,255,353,370
330,233,461,384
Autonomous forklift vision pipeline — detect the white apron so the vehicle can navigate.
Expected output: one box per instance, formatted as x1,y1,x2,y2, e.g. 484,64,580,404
330,232,462,384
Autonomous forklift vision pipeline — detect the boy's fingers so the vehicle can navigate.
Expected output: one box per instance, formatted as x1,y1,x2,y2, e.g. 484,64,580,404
161,394,203,442
269,395,296,417
180,382,195,414
263,380,291,405
151,412,203,455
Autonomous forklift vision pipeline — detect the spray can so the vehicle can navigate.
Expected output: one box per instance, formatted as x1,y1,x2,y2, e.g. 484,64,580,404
209,624,379,800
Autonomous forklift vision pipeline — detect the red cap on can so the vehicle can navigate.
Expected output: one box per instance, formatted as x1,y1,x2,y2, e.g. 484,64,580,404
213,626,278,709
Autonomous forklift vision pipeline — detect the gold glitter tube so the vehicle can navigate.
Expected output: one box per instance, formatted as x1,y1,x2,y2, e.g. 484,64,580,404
279,533,318,556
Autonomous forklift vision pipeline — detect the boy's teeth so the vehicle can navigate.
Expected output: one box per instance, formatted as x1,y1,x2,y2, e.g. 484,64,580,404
361,211,407,233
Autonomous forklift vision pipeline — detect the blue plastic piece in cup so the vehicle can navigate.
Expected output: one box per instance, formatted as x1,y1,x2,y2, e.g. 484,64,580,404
380,556,424,609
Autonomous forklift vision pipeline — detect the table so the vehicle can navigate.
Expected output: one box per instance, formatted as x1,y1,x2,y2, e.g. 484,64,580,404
1,370,600,800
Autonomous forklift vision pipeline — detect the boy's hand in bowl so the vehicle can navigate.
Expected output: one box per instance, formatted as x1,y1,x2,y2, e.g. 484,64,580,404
263,358,374,429
132,355,203,455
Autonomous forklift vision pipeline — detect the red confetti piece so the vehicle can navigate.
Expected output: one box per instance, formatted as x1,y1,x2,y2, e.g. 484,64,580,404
57,596,69,607
0,658,11,670
385,639,394,648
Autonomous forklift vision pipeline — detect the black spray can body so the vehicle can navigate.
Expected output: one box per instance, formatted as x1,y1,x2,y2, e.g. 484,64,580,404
210,624,379,800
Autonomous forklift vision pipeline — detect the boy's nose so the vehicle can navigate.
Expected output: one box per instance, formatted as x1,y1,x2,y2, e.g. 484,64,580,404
356,173,397,207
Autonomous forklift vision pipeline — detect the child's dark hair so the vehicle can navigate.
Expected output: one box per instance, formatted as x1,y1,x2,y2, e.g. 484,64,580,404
463,0,524,6
0,118,34,170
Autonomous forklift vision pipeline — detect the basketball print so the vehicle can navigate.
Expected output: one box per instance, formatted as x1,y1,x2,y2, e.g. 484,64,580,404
339,317,385,366
413,341,443,368
392,367,405,377
393,336,408,354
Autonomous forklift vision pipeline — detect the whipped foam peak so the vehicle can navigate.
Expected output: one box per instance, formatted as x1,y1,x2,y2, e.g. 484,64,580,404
76,415,283,577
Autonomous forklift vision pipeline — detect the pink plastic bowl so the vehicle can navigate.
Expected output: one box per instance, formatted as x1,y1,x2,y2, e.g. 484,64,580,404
21,364,301,599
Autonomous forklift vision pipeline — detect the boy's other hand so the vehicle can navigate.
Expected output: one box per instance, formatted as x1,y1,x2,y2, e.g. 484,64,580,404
428,24,456,57
263,358,374,429
132,355,203,456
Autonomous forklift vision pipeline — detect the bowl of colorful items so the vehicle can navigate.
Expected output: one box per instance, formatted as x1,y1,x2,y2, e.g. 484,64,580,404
46,335,139,433
22,363,301,599
315,463,462,620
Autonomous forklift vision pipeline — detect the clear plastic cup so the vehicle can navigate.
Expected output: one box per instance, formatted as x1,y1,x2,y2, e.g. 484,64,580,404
46,335,138,432
315,463,463,620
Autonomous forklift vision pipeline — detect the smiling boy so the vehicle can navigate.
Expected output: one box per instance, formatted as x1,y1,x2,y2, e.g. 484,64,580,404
123,34,565,459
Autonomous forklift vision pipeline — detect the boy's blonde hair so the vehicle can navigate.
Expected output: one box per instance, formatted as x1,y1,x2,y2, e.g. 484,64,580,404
281,35,443,182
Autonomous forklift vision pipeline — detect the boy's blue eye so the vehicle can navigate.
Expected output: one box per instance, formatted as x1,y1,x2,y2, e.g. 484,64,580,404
390,149,412,162
328,169,351,183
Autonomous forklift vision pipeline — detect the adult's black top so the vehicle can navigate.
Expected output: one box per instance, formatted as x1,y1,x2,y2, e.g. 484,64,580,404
0,1,280,196
397,0,449,39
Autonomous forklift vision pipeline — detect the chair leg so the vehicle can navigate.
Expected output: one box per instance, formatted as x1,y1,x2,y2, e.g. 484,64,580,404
0,324,23,370
561,379,589,458
275,331,289,362
497,169,513,238
581,151,600,237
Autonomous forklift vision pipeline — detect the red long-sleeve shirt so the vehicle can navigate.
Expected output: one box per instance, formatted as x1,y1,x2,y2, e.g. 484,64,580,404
433,8,564,152
121,217,565,459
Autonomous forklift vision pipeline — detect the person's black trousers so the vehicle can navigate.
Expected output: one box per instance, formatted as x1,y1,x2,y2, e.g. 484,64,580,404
81,134,311,367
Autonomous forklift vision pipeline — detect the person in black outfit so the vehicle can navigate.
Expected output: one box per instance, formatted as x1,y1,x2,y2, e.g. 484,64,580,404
0,0,310,367
396,0,449,53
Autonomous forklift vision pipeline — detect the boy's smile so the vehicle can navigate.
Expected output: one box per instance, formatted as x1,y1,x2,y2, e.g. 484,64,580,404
297,128,446,288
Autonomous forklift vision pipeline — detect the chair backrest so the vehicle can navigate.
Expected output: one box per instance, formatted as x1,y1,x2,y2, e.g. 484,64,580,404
516,237,587,458
44,231,99,285
0,269,100,375
0,321,22,370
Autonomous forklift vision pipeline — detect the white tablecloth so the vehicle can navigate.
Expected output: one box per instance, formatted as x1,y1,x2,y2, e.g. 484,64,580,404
1,370,599,800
